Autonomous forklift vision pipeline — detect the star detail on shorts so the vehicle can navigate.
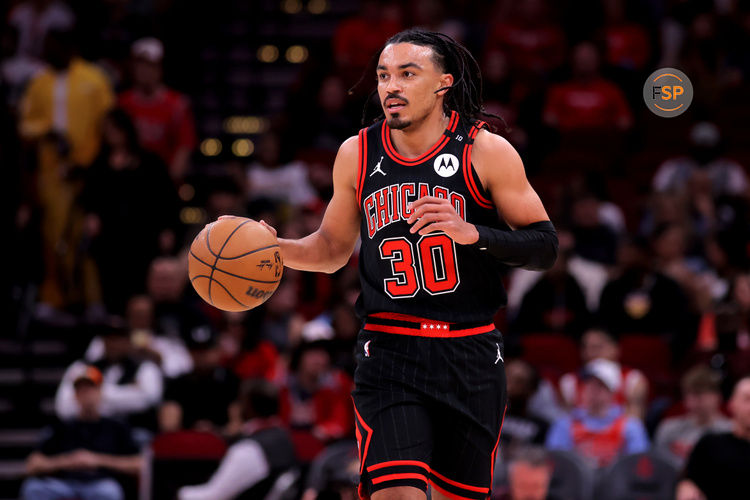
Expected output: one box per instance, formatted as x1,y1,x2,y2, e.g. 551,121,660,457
421,324,449,330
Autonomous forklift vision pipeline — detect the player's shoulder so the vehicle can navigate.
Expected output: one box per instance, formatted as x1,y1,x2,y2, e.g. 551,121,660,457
473,127,515,155
339,134,359,156
332,135,360,173
471,127,523,173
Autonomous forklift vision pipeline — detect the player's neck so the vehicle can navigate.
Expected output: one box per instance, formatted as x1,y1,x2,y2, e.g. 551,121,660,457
389,107,450,159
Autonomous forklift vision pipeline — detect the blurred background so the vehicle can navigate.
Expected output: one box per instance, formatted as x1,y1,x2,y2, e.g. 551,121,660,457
2,0,750,499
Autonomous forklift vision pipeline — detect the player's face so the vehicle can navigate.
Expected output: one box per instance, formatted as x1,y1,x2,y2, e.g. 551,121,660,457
376,43,453,130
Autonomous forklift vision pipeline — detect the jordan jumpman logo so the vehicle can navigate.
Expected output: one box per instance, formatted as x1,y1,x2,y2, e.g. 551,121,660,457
370,156,386,176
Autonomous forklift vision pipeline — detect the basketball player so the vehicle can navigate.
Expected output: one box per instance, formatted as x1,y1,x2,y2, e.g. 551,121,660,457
240,30,557,500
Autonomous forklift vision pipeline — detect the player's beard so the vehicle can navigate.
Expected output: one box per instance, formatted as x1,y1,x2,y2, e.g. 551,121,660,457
387,107,433,131
387,114,411,130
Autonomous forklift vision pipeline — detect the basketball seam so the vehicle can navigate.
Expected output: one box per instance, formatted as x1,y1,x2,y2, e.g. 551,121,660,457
190,275,249,308
212,243,280,260
207,219,253,304
189,250,281,284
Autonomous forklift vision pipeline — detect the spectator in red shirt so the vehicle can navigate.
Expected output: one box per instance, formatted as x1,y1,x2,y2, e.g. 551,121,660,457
280,340,354,462
599,0,651,71
220,311,280,381
332,0,402,80
119,37,196,183
485,0,566,80
543,42,633,132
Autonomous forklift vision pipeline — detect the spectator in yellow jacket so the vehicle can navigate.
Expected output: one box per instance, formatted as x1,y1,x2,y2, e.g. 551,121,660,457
19,28,114,315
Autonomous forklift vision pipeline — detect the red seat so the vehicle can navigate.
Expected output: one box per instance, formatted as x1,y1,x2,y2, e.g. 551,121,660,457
149,431,229,499
520,333,580,380
151,430,227,459
289,428,325,464
619,335,671,374
619,335,676,397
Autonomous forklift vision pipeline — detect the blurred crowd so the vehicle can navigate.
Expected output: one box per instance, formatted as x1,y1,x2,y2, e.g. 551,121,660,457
3,0,750,499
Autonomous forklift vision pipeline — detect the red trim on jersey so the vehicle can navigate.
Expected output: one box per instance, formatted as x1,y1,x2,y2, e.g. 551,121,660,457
470,120,486,139
429,482,478,500
372,473,429,486
462,127,495,209
489,405,508,487
363,322,495,338
367,460,431,473
352,399,373,475
462,144,491,209
382,110,459,166
430,470,489,494
356,128,368,207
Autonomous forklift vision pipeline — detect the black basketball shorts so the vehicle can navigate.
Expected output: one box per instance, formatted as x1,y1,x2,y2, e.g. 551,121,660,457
351,312,508,500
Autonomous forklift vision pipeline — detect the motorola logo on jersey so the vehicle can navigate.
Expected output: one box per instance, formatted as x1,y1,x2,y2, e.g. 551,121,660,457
433,153,459,178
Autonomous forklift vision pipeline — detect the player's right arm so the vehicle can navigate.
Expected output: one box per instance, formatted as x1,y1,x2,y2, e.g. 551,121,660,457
269,136,361,273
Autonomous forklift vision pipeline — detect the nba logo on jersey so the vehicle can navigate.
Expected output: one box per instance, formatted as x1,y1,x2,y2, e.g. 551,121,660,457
433,153,459,177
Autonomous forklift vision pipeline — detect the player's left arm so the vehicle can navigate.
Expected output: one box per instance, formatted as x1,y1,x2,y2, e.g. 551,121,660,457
408,130,557,270
472,130,549,227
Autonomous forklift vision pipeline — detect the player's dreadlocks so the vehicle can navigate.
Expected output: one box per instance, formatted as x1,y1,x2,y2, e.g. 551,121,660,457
350,28,505,129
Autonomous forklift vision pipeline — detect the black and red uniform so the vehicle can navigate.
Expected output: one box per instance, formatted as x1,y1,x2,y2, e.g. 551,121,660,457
352,110,508,500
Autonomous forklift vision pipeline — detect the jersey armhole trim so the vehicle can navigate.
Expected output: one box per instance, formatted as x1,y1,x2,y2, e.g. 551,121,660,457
462,142,494,210
356,128,368,208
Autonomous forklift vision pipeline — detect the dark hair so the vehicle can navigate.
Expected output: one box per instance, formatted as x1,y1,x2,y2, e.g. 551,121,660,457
240,379,280,419
351,28,503,128
104,108,141,153
289,339,331,372
508,446,551,471
682,365,722,395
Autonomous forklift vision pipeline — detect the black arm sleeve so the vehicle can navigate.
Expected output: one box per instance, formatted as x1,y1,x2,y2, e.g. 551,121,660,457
472,220,558,271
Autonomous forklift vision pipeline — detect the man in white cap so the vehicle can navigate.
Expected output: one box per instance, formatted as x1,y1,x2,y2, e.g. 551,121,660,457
119,37,196,183
545,358,649,468
559,328,648,419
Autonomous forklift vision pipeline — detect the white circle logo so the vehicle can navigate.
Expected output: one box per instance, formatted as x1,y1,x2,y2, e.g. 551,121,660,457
433,153,459,177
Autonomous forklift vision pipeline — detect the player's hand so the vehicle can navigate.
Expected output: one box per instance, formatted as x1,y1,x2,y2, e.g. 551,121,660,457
217,216,277,237
407,196,479,245
258,220,277,237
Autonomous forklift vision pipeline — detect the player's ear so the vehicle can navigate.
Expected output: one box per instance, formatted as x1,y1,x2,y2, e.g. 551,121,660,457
434,73,454,95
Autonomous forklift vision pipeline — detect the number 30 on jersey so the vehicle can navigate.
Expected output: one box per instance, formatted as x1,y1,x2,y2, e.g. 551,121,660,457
378,233,459,298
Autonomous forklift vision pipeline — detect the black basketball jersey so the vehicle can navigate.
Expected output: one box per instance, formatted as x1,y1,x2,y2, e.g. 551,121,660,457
354,110,508,323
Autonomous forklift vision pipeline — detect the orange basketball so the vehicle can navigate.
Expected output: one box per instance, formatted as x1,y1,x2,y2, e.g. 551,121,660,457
188,216,283,311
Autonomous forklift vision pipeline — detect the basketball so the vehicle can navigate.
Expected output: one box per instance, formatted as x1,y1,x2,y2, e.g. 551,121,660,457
188,216,283,311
